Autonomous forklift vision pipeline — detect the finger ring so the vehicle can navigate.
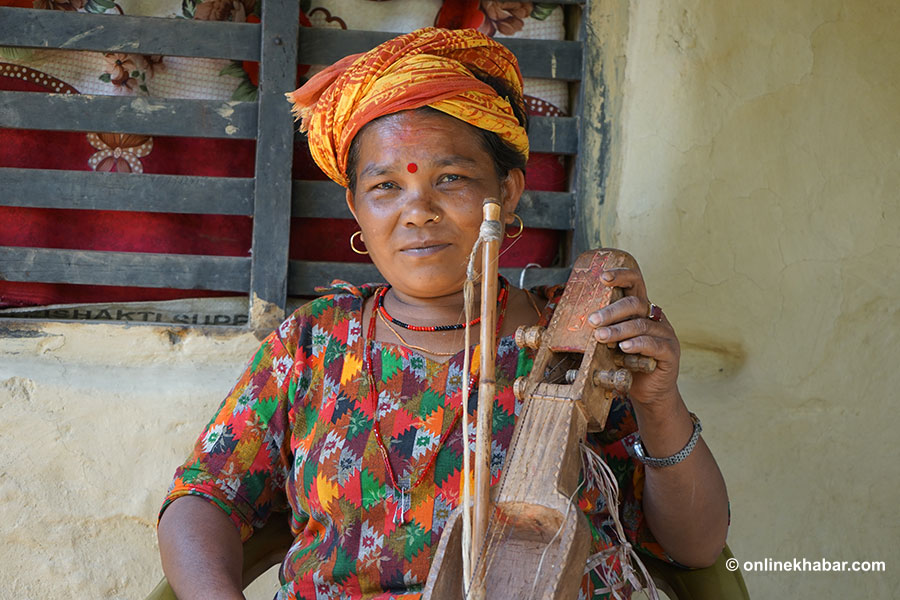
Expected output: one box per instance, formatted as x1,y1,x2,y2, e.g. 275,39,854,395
647,302,663,322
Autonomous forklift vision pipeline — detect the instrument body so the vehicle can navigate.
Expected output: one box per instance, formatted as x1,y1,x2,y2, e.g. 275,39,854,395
424,248,654,599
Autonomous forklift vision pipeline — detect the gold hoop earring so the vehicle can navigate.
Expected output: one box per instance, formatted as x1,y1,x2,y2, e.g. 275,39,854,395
350,231,368,255
506,213,524,239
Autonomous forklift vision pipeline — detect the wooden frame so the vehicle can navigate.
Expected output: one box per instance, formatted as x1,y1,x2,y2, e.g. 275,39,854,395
0,0,600,333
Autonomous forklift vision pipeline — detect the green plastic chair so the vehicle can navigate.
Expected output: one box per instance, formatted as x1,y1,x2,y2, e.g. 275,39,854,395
642,544,751,600
147,513,750,600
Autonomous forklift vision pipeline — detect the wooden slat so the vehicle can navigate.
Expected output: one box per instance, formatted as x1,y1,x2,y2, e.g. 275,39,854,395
0,7,260,61
288,261,570,296
297,29,582,81
516,190,575,230
291,180,349,218
290,180,573,230
0,91,257,138
0,168,253,215
2,99,573,152
248,0,300,327
501,37,582,81
0,247,249,291
527,116,578,154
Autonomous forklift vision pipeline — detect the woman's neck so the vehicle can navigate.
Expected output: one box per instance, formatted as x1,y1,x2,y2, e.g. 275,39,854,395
384,283,483,327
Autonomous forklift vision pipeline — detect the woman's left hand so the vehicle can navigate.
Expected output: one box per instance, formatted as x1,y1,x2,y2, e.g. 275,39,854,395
587,267,681,409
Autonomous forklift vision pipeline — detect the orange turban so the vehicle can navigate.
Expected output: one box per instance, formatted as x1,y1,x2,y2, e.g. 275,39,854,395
285,27,529,187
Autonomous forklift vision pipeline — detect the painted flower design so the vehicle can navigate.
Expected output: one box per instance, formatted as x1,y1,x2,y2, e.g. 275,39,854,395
218,10,312,101
86,133,153,173
192,0,256,22
482,1,534,35
98,52,163,94
32,0,87,10
143,54,165,76
100,53,140,90
435,0,537,36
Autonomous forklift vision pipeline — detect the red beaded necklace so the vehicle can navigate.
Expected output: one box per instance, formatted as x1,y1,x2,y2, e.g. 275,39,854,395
364,278,509,523
375,278,509,332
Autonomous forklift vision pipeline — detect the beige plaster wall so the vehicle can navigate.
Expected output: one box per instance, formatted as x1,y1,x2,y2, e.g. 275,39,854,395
0,323,272,598
610,0,900,597
1,1,898,598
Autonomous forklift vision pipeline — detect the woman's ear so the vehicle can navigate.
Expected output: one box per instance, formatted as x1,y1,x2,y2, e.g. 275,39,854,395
345,187,359,221
501,168,525,225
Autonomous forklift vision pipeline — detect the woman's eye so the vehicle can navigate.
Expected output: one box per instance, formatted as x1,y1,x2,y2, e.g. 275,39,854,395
373,181,397,191
439,174,463,184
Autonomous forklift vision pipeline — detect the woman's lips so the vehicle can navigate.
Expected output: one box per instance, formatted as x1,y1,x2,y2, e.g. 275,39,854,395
401,243,450,256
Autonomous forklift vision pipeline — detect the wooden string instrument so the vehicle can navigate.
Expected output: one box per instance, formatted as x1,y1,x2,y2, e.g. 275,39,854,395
424,244,656,600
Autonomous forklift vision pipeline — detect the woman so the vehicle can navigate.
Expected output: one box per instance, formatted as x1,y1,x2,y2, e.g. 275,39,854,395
157,27,728,600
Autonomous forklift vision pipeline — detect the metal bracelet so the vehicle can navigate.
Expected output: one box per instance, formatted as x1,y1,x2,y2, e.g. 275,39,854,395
632,412,702,468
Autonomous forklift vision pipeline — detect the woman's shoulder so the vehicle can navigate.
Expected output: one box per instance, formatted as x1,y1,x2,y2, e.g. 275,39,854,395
274,279,382,347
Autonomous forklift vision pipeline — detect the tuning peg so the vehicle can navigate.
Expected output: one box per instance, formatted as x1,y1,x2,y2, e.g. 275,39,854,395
513,376,528,400
592,369,633,394
514,325,545,349
613,354,657,373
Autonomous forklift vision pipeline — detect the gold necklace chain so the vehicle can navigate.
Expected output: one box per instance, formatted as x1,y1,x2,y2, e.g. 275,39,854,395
376,310,461,357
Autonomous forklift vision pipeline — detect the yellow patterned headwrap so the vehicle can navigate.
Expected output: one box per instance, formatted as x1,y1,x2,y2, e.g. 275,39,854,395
285,27,529,187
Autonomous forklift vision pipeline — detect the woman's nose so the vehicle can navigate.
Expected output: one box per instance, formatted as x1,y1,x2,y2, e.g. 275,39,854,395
402,187,439,227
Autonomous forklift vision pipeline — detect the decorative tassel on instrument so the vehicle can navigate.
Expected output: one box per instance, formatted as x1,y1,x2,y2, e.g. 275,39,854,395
580,443,659,600
459,198,504,600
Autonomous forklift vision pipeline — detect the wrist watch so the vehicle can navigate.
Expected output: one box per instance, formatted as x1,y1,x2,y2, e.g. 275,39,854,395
632,412,702,468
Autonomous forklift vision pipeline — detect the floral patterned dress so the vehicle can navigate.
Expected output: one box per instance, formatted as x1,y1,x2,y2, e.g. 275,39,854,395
161,282,671,599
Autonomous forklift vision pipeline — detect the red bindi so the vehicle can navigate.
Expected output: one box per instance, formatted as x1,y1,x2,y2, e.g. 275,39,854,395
406,162,418,173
